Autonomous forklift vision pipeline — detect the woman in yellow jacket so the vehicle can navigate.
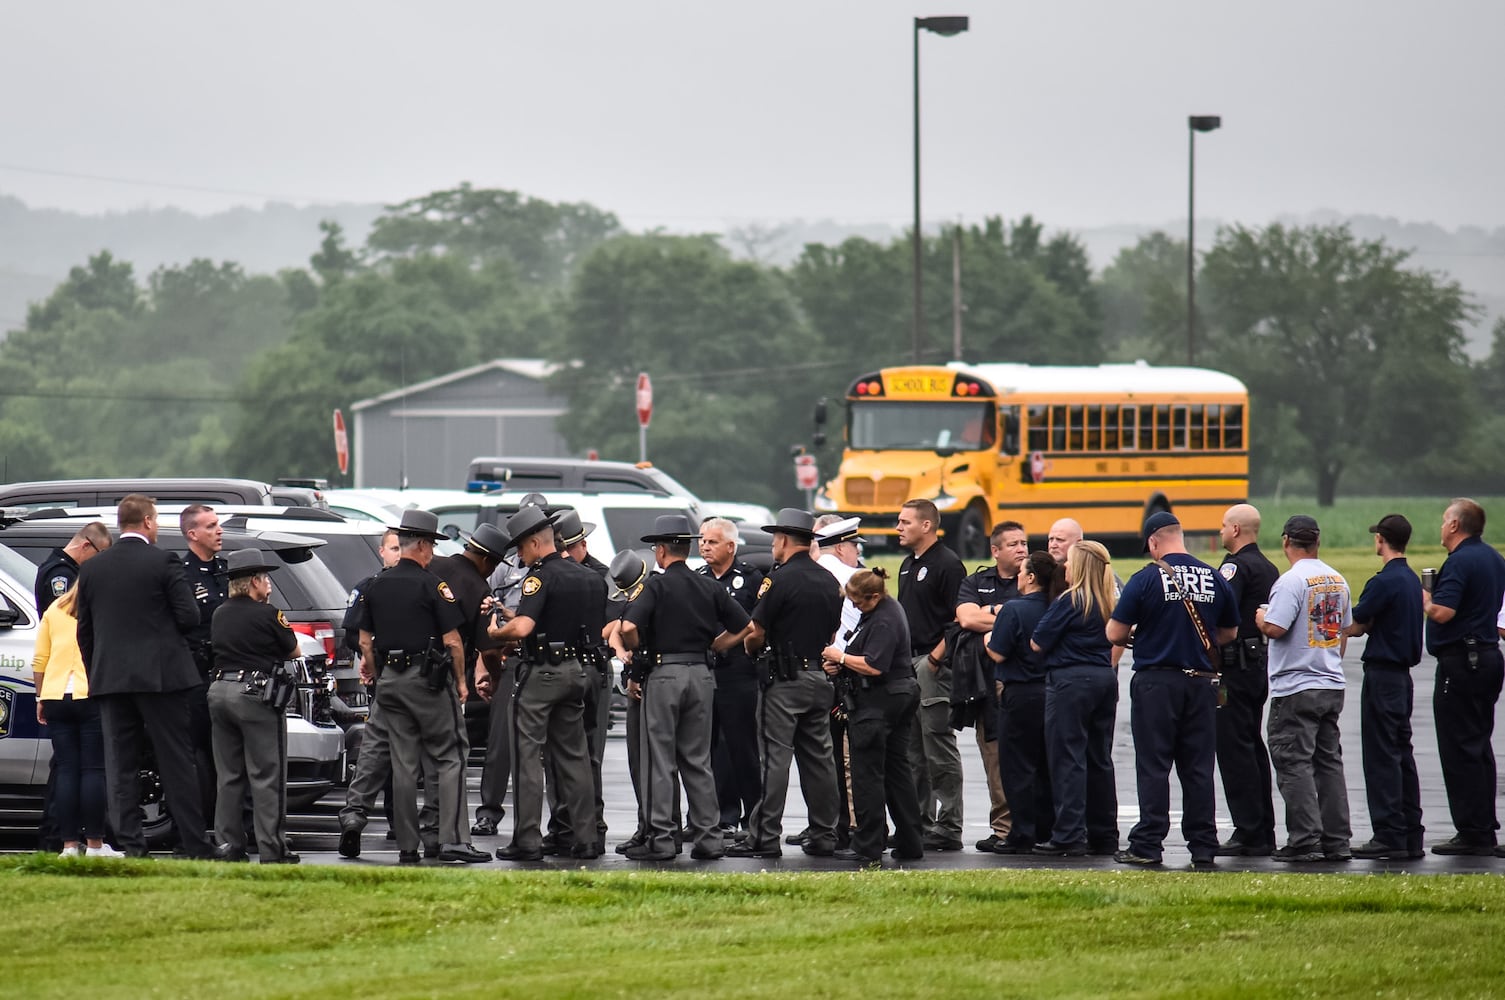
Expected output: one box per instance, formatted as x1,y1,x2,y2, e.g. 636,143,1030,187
32,584,122,858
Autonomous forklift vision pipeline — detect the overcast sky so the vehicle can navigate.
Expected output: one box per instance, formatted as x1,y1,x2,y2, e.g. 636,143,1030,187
2,0,1501,233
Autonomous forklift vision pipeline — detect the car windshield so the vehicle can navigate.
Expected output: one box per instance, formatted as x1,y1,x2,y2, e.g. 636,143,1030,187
848,401,996,451
0,542,39,589
603,507,696,548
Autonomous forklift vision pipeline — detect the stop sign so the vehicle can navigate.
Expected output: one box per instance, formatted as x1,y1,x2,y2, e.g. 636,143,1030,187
794,453,818,490
636,372,653,428
332,408,349,475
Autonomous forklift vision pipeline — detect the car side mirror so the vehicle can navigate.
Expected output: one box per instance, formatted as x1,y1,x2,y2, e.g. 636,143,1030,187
0,595,21,628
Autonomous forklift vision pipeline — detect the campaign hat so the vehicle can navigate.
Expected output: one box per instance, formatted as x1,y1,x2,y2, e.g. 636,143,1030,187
640,514,699,544
502,505,554,552
224,549,281,579
553,509,596,547
762,508,817,541
396,509,447,542
608,549,649,602
465,523,510,559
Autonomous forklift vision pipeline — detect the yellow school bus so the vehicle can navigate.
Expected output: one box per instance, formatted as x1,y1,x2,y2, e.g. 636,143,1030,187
813,361,1249,557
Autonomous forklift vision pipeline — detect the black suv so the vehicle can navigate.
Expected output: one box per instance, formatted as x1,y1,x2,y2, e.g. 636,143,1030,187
0,477,274,511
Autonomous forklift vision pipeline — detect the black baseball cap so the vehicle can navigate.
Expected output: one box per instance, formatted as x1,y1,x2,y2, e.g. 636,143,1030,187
1141,510,1180,552
1368,513,1411,550
1282,514,1321,544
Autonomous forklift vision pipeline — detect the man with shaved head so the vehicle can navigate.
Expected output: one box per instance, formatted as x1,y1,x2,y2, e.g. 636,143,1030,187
1214,503,1280,856
1047,518,1083,565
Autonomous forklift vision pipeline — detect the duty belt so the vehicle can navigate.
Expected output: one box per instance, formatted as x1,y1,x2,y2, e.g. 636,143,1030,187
654,652,708,666
1141,666,1221,679
380,650,428,671
789,657,825,672
213,669,269,684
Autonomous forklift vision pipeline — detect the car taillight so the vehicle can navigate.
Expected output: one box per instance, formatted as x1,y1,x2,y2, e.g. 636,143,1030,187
290,621,338,661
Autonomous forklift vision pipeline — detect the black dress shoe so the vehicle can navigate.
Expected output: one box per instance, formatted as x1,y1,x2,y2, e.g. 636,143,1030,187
990,839,1034,855
922,835,964,851
801,842,836,857
833,847,882,863
1431,835,1497,856
725,842,782,859
785,828,811,846
624,843,677,861
1190,856,1217,869
398,850,421,865
542,838,577,858
385,830,397,841
570,843,602,860
690,847,724,860
1216,838,1273,857
440,843,492,864
890,848,924,861
975,835,1008,853
262,853,301,865
1087,841,1120,856
496,844,545,862
470,818,499,837
422,841,440,860
1032,840,1086,857
338,829,362,859
615,834,646,855
214,845,249,863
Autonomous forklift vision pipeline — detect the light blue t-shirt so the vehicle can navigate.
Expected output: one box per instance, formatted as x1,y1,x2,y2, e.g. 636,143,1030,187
1265,557,1351,697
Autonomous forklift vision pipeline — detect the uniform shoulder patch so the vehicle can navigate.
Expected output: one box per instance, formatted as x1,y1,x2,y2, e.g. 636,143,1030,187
276,610,291,629
1219,563,1237,581
757,577,772,598
521,575,543,597
346,588,360,608
438,582,457,603
50,575,70,597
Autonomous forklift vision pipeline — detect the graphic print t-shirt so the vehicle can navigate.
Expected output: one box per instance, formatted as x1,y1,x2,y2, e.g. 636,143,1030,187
1264,557,1351,697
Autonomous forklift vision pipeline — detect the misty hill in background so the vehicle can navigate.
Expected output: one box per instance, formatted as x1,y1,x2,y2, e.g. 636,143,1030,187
2,192,1500,352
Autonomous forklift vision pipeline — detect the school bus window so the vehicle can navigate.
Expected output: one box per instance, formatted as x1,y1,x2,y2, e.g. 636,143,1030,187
1000,406,1021,454
1103,406,1120,450
1067,405,1086,450
1050,405,1067,451
1170,405,1189,450
1152,405,1169,450
1139,405,1155,450
1224,404,1244,449
1206,404,1222,449
1188,405,1205,450
1083,405,1103,451
1027,405,1048,452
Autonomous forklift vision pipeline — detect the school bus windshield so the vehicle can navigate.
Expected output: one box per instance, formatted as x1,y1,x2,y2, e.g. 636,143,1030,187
849,401,995,451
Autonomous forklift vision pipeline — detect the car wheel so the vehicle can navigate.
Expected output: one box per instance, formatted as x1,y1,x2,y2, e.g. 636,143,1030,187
953,504,990,561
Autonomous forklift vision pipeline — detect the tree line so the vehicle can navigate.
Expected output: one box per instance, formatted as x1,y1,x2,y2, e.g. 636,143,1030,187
1,182,1499,507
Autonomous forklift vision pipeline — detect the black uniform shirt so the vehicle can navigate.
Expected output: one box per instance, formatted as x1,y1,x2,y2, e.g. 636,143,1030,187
1351,557,1424,666
34,547,79,614
956,564,1019,614
751,550,842,659
428,553,502,661
182,550,229,645
516,551,608,646
699,559,765,667
1427,535,1505,652
845,596,914,682
1219,542,1280,638
211,595,297,672
987,591,1050,683
898,541,965,652
355,557,467,652
341,569,382,654
626,561,750,654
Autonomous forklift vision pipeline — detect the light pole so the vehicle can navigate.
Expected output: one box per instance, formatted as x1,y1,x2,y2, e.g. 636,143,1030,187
912,15,969,364
1186,114,1221,365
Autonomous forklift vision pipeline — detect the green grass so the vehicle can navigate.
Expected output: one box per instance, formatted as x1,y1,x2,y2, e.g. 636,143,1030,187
6,856,1505,998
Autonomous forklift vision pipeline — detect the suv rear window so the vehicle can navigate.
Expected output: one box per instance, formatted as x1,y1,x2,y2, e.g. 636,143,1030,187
602,507,695,547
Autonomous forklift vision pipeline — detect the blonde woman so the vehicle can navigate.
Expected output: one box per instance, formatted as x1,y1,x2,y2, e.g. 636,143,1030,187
32,584,122,858
1028,540,1120,857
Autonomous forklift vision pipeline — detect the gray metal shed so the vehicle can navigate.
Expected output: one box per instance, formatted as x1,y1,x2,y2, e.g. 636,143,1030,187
351,359,569,488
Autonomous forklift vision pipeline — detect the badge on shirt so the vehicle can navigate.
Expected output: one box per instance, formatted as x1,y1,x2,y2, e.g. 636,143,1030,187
346,588,360,608
733,574,744,590
276,610,291,629
49,575,69,597
1220,563,1237,581
438,582,458,603
917,566,929,582
521,576,542,597
757,577,772,598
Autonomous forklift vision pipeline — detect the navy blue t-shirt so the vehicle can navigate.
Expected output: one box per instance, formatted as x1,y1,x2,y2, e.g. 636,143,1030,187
1350,557,1423,666
1112,554,1237,670
988,591,1049,683
1032,593,1113,670
1427,535,1505,653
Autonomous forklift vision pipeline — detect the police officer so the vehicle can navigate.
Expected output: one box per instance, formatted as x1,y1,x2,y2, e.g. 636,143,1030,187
726,508,843,858
618,515,750,861
1423,497,1505,856
1213,503,1280,856
339,528,445,857
181,504,228,829
356,510,488,865
1108,512,1238,867
697,516,765,835
1344,514,1425,860
428,523,509,852
489,505,606,861
208,549,299,863
544,508,612,855
35,522,111,614
604,548,663,854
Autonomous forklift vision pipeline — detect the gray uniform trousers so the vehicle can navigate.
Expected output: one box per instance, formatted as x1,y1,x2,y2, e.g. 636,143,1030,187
625,691,682,839
207,679,288,859
908,654,964,840
747,670,840,851
510,658,594,853
475,659,515,826
547,660,611,845
374,667,466,853
640,660,721,855
338,695,440,841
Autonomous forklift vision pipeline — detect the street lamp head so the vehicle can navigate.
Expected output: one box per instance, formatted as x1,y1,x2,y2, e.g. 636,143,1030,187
1189,115,1222,133
916,15,970,36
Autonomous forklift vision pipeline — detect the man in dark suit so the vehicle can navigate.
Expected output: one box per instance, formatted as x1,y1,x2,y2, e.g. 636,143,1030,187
77,493,212,858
